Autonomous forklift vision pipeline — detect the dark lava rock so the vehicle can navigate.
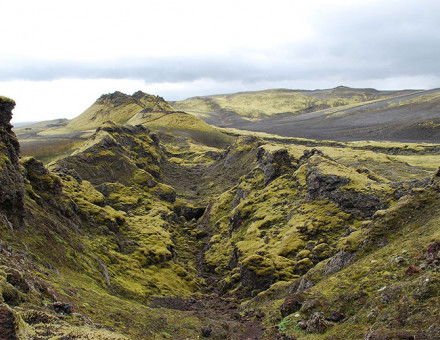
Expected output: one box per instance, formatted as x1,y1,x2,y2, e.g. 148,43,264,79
255,310,265,319
280,293,303,317
6,270,29,293
300,148,323,161
52,302,72,314
21,310,55,325
155,188,176,203
287,277,314,295
22,157,62,195
240,256,276,292
413,273,440,300
306,312,332,334
326,311,345,322
297,320,307,329
0,304,18,340
405,265,421,276
379,285,402,304
0,98,15,132
324,251,356,275
424,242,440,267
173,205,205,221
257,147,293,183
300,298,322,314
306,168,386,219
0,97,24,227
95,91,131,106
230,210,244,231
201,327,212,337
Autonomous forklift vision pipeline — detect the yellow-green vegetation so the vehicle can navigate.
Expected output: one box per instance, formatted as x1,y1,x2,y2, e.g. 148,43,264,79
128,111,234,147
420,121,440,129
2,92,440,338
65,91,174,132
386,91,440,109
0,96,15,104
20,138,84,164
172,87,402,119
202,145,395,298
262,186,440,339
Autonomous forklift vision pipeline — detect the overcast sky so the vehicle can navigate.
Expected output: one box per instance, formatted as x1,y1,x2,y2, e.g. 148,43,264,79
1,0,440,122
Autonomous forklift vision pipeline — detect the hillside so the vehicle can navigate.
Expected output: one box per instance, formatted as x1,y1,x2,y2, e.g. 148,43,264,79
14,91,233,163
171,86,417,120
172,86,440,142
1,95,440,339
64,91,174,132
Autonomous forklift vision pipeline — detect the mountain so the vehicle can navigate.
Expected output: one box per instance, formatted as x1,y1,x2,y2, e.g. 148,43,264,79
172,86,416,120
172,86,440,142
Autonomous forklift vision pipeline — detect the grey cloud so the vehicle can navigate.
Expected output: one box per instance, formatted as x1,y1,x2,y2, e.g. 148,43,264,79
2,1,440,87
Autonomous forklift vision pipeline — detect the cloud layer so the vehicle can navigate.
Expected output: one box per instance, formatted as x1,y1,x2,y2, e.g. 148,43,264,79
1,0,440,121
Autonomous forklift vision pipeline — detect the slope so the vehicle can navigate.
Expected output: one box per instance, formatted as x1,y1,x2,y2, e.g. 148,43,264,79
173,86,440,142
171,86,417,121
53,91,174,133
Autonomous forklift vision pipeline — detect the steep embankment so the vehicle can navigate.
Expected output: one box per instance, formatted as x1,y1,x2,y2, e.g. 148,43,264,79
0,96,24,227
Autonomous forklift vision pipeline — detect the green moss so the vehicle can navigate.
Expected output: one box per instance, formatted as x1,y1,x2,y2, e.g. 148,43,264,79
132,169,156,187
173,88,391,119
3,98,440,339
0,96,15,104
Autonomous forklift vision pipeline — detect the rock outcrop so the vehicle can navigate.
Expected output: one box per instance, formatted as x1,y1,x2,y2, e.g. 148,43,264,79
0,97,24,227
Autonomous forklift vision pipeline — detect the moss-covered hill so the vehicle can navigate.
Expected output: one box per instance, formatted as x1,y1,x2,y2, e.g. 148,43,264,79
61,91,175,133
171,86,417,120
1,95,439,339
171,86,440,143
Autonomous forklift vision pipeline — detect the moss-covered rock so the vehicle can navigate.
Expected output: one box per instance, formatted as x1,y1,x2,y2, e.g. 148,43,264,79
0,97,24,227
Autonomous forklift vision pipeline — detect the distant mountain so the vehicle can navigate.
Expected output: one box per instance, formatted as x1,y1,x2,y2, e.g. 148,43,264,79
171,86,418,121
172,86,440,142
13,118,68,138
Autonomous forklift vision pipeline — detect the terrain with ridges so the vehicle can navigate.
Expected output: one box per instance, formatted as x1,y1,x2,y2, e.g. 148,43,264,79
50,91,175,134
172,86,440,142
1,94,439,339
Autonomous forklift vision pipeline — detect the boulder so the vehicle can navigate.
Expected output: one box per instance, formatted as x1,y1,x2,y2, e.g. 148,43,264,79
280,293,304,317
52,302,72,314
306,312,332,334
324,251,356,275
0,304,18,340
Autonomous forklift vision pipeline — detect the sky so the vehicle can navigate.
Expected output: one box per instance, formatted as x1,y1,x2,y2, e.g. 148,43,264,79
1,0,440,122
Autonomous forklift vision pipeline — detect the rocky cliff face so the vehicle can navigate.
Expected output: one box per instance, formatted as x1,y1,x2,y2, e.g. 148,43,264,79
0,97,24,227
